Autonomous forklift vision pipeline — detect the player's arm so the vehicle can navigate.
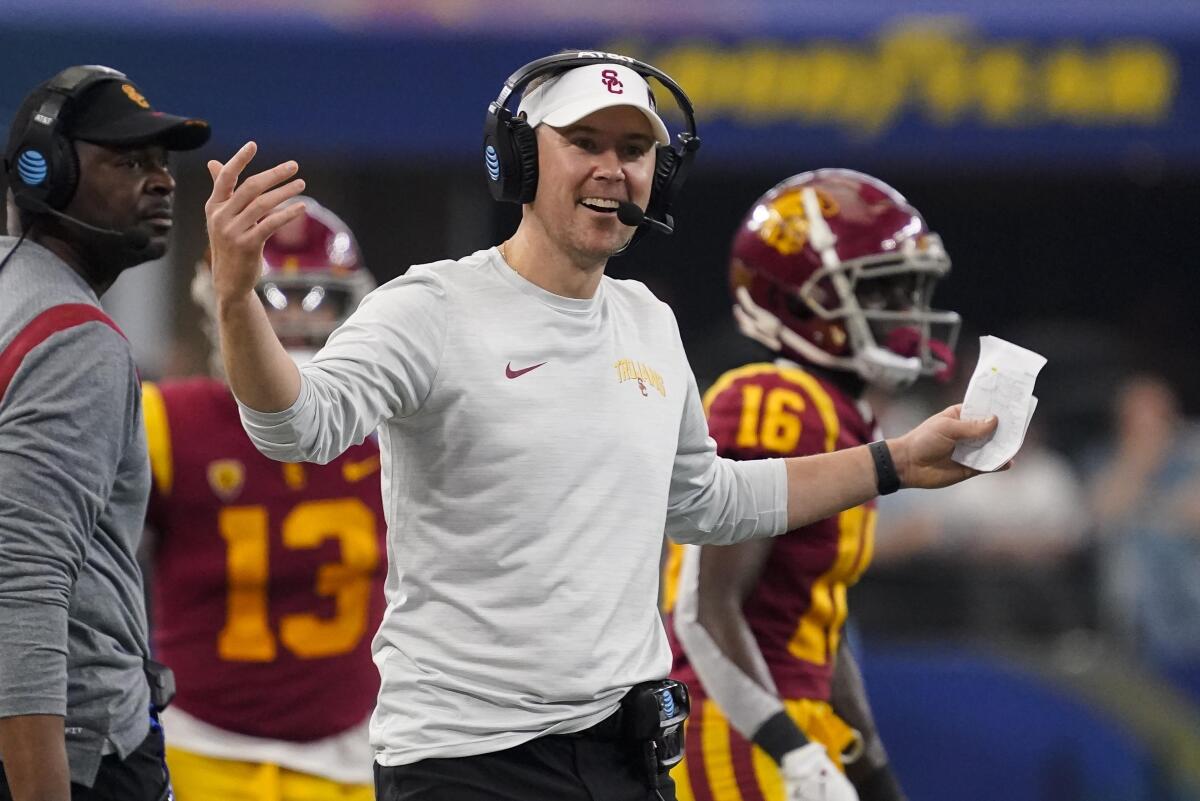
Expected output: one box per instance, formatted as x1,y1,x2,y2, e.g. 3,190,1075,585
673,537,800,752
782,405,997,532
674,540,859,801
831,639,907,801
0,715,70,801
205,141,307,413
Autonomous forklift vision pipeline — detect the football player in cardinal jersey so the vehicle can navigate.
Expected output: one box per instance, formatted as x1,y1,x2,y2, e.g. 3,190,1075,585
664,170,961,801
142,197,384,801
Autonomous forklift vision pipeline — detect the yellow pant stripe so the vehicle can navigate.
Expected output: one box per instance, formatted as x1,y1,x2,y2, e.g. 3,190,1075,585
673,716,697,801
700,698,748,801
671,697,857,801
751,742,786,801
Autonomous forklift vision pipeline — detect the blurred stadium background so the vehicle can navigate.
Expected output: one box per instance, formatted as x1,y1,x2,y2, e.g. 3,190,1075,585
3,1,1199,798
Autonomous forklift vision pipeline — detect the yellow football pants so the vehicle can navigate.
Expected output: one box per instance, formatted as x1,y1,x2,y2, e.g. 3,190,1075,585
166,747,373,801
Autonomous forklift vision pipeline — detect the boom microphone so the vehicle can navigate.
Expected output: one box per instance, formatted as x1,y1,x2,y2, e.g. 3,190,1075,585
16,195,151,250
617,201,674,236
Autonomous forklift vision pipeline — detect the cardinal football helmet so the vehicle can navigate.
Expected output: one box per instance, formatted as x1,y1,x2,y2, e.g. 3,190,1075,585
193,196,375,369
730,169,960,390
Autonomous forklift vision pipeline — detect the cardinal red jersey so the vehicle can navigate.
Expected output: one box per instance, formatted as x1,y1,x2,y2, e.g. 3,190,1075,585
143,377,386,742
665,362,877,701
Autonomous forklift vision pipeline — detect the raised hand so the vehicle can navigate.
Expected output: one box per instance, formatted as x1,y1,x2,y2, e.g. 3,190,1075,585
204,141,306,304
890,404,1001,489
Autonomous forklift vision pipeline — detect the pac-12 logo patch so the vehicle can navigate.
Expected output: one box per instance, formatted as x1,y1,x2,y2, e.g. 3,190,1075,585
207,459,245,501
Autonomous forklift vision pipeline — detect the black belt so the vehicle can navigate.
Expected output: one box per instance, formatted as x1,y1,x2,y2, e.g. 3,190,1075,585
563,707,625,741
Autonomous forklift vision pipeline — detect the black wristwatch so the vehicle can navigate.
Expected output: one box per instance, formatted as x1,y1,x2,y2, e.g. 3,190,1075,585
868,440,901,496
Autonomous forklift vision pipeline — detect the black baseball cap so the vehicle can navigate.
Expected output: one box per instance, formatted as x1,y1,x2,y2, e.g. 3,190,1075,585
7,69,211,155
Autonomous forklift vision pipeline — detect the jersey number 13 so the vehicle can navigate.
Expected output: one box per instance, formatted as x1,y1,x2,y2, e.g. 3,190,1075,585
217,498,379,662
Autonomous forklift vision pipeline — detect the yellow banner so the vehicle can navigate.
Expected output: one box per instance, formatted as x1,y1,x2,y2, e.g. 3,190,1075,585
609,20,1177,138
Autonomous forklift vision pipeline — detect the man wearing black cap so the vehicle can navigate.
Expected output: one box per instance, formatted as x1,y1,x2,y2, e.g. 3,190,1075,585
0,65,209,801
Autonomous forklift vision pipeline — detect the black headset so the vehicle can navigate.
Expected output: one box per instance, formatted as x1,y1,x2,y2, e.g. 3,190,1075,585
5,65,128,213
483,51,701,237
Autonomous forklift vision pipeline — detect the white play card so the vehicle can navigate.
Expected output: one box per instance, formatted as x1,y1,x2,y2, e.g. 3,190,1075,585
952,335,1047,472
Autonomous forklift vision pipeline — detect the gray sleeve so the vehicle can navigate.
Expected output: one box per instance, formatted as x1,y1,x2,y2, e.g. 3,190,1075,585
666,360,789,545
0,324,136,717
239,269,447,464
671,546,787,738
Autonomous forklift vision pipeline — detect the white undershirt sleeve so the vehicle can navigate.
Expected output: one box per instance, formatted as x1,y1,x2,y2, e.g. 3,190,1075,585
672,545,787,739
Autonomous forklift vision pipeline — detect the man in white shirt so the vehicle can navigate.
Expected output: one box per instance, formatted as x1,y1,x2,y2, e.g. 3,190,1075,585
200,52,997,801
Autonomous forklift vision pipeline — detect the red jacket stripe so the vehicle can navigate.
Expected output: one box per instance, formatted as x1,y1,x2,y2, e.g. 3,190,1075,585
0,304,123,402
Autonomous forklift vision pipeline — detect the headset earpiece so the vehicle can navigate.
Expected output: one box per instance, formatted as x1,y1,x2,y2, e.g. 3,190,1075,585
5,65,125,212
41,127,81,210
650,146,679,210
484,106,540,204
507,117,539,204
483,106,514,202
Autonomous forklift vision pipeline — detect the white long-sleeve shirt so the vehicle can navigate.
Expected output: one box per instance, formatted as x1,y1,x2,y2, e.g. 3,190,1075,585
238,247,788,766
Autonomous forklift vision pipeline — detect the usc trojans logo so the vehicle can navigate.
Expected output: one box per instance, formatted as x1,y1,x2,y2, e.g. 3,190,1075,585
207,459,245,501
601,69,624,94
752,188,839,256
614,358,666,397
121,84,150,109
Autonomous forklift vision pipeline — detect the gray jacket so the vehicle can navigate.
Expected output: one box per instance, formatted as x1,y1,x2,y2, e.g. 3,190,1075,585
0,237,152,787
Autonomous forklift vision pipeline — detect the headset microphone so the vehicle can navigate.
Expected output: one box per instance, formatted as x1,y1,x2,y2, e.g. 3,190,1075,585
15,194,151,251
617,201,673,236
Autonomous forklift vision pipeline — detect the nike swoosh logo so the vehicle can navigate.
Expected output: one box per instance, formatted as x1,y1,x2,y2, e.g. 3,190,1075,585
506,361,547,379
342,455,381,483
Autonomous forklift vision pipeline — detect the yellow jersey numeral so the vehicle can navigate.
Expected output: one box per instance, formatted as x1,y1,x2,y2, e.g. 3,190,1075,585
217,499,379,662
736,385,806,453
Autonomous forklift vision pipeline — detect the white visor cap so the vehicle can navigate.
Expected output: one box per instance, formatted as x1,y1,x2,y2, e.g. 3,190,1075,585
517,63,671,146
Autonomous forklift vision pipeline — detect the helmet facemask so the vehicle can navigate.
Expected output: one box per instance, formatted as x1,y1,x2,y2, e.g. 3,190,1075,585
191,196,375,374
257,276,364,364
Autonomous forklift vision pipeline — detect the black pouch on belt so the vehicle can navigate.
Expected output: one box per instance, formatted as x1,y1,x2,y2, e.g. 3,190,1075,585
620,679,690,787
143,658,176,712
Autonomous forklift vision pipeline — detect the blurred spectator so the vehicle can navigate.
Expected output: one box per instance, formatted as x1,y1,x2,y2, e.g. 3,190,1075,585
1087,375,1200,670
858,344,1092,642
869,424,1089,640
876,420,1086,567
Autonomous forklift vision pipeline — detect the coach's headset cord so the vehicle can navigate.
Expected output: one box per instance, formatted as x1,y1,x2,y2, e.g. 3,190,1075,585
0,228,30,273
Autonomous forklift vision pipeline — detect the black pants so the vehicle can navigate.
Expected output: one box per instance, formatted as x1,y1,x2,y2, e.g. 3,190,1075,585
375,715,676,801
0,725,170,801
